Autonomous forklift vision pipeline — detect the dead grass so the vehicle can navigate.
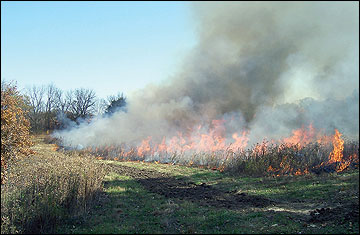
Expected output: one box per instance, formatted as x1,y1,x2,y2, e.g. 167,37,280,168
1,135,107,234
70,138,358,177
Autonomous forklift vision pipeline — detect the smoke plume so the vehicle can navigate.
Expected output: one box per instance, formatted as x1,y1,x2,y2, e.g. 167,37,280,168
55,2,359,148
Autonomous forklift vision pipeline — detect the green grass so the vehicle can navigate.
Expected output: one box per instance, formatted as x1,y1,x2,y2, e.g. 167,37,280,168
57,173,171,234
104,161,359,203
56,160,359,234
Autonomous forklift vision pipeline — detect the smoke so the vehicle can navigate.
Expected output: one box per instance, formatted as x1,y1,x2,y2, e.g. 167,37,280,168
54,2,359,148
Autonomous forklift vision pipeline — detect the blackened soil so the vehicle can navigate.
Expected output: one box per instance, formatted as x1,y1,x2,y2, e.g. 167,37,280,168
309,202,359,225
106,163,359,226
107,163,273,210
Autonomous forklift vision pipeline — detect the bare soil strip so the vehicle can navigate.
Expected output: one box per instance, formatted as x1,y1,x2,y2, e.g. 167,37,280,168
107,163,274,210
106,162,359,226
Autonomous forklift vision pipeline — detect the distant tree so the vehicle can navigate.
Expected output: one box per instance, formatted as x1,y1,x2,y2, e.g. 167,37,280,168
25,85,45,133
1,81,33,184
105,93,127,115
53,89,72,129
44,84,59,130
54,88,71,114
69,88,97,121
93,98,108,116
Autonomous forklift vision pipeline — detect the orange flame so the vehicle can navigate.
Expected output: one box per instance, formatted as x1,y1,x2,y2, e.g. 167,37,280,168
132,118,249,157
231,131,249,151
327,129,355,173
328,129,344,164
52,144,59,151
269,127,350,176
137,136,152,156
88,116,357,175
282,123,333,148
283,124,316,146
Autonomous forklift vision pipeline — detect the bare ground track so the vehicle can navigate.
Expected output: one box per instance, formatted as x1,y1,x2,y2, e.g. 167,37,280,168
106,163,359,225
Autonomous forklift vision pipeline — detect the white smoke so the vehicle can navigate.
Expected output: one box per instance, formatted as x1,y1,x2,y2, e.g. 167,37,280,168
54,2,359,148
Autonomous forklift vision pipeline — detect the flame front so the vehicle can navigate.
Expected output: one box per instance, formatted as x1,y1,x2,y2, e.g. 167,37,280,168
132,118,249,157
327,129,358,173
87,120,358,176
282,124,316,147
266,126,358,175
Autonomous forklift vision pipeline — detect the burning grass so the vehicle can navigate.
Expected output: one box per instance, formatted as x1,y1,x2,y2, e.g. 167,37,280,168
60,128,359,177
1,136,107,234
228,139,358,176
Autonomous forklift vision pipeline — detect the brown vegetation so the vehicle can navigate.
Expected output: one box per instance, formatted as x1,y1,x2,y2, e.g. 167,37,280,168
1,81,33,184
1,136,107,234
1,81,107,234
72,139,359,177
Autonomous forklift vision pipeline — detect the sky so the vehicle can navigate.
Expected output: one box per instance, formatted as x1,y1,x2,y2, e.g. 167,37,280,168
1,1,197,99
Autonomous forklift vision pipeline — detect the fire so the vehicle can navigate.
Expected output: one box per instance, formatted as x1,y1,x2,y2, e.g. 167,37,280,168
283,124,316,147
127,118,249,158
328,129,344,163
88,117,357,176
156,137,167,153
231,132,249,151
52,144,59,151
282,123,333,147
267,127,357,176
294,168,309,176
326,129,357,173
137,136,152,156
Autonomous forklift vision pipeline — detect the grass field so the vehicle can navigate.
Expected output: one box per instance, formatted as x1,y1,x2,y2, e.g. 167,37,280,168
57,161,359,234
2,136,359,234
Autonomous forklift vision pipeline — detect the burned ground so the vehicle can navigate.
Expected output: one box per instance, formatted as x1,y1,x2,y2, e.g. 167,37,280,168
106,163,359,228
107,163,273,209
309,203,359,225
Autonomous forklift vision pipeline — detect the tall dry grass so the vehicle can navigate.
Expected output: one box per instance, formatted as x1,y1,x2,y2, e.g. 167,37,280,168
1,149,107,234
73,138,359,177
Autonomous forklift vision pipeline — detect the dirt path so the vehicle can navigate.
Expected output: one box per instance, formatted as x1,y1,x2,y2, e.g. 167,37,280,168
106,162,359,226
107,163,274,210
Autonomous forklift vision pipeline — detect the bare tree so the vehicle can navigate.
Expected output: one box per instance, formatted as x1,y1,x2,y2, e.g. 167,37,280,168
54,88,70,114
44,84,59,130
25,85,45,132
25,85,45,114
105,92,127,115
93,98,108,116
21,85,100,131
69,88,97,120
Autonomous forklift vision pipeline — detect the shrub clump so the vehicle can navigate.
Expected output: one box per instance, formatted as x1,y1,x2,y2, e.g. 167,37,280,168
1,81,33,184
1,149,107,234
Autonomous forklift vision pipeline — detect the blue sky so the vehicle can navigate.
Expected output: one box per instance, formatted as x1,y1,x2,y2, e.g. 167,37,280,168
1,1,197,99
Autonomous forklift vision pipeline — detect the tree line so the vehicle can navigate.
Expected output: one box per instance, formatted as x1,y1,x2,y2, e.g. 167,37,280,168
14,81,126,133
1,79,126,184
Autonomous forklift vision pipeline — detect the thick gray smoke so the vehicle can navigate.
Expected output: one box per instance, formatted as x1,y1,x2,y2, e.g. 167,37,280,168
55,2,359,148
